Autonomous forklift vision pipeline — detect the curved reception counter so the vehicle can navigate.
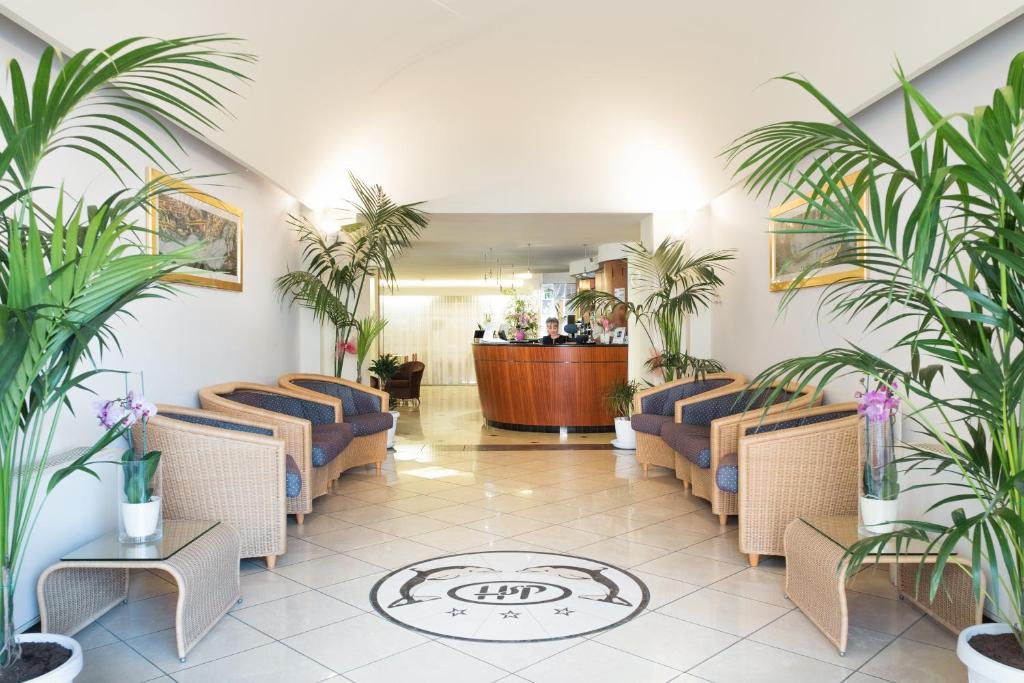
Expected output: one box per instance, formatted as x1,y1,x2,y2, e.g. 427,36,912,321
472,343,628,432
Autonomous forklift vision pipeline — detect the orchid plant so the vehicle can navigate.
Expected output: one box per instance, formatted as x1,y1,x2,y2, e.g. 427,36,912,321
95,390,161,505
858,379,900,502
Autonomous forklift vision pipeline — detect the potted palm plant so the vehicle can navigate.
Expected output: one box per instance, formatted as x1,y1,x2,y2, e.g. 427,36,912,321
369,353,402,448
0,35,251,681
353,316,388,384
568,239,734,382
726,52,1024,680
275,177,428,378
606,379,640,449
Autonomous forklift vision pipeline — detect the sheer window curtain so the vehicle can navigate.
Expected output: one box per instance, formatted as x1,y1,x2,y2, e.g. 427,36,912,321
380,295,510,385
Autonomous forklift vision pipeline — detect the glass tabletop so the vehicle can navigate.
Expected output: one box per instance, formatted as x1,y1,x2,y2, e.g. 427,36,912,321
800,515,946,557
62,520,218,562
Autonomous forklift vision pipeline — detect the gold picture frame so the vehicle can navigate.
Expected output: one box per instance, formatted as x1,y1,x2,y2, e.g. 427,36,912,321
146,168,244,291
767,171,867,292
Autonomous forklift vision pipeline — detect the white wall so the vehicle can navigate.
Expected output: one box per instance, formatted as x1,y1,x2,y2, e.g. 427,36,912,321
0,15,305,625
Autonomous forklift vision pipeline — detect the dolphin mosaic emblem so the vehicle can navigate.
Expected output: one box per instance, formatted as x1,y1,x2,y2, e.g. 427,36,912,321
518,564,633,606
386,565,496,608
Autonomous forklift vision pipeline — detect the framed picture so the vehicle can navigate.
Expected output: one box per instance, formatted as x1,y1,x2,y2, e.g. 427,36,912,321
767,172,867,292
146,169,244,291
612,327,626,344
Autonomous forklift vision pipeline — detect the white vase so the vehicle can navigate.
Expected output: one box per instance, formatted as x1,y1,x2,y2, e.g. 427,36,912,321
386,411,399,449
958,623,1024,682
859,496,898,534
16,633,83,682
120,496,162,542
612,417,636,449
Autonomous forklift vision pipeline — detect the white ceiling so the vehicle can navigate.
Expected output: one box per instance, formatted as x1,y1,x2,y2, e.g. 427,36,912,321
392,212,643,279
4,0,1022,218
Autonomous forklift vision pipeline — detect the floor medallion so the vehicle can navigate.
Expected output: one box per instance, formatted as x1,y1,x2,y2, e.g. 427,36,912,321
370,550,649,642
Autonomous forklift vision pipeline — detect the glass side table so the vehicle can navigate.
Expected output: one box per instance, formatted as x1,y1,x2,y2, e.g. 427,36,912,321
783,515,983,655
38,520,240,662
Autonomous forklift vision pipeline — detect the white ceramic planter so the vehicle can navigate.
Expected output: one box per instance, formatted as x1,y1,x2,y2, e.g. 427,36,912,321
612,417,636,450
121,496,161,540
958,623,1024,683
859,496,898,534
16,633,82,683
387,411,399,449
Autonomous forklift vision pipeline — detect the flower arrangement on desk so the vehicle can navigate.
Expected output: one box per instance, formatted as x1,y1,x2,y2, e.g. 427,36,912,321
95,388,163,543
504,297,539,340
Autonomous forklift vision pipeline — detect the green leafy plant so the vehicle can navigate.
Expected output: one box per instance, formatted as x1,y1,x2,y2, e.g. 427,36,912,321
369,353,402,410
606,379,640,419
725,54,1024,650
0,36,252,668
275,175,428,377
569,239,734,382
354,316,388,384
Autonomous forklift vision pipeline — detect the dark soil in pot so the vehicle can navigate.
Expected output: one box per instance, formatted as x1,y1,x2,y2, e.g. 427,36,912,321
969,633,1024,672
0,642,71,683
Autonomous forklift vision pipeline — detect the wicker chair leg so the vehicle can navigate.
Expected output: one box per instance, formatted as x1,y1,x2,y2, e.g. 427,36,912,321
749,554,759,567
642,463,649,476
265,556,277,570
294,513,304,525
376,462,382,474
719,513,728,526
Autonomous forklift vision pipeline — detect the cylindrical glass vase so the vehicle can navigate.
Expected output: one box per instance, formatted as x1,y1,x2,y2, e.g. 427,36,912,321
861,415,899,534
118,460,162,544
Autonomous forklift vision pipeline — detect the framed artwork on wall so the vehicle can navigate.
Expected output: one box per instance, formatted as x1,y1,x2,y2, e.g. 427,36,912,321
767,172,867,292
146,168,244,291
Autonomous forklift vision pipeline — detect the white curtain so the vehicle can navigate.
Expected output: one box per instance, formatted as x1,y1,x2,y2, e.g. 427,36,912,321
380,295,511,385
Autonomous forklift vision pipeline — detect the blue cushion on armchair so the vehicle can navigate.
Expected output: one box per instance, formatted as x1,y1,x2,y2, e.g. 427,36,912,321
285,455,302,498
660,422,711,468
292,379,382,415
630,413,674,435
715,453,739,493
311,422,354,466
640,379,732,416
345,412,393,436
223,390,336,425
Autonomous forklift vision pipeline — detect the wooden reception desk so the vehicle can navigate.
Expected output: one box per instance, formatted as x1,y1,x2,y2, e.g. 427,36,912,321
472,343,628,431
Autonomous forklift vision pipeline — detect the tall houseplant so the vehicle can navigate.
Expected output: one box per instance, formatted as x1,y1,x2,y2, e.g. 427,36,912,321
726,53,1024,674
569,239,734,381
0,36,252,674
606,379,640,449
275,175,428,378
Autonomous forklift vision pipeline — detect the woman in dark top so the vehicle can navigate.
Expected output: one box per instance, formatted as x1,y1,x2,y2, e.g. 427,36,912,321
541,317,569,345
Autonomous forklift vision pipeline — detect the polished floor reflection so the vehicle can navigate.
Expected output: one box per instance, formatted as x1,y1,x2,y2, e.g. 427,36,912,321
77,386,967,682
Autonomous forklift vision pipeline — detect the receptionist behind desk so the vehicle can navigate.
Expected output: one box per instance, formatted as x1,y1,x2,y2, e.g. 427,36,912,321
541,317,569,345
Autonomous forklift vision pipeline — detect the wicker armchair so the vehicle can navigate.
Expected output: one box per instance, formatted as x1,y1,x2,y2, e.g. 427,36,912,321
663,381,820,520
138,405,290,569
630,373,746,476
388,361,424,403
199,382,351,524
734,403,861,566
279,373,391,467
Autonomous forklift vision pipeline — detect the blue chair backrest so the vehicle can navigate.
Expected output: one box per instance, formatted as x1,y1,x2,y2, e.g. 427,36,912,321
683,389,796,426
221,390,336,425
641,378,732,416
744,409,858,436
162,412,274,436
292,379,382,416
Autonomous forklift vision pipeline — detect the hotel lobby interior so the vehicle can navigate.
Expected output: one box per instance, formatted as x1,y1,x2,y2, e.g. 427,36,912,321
4,1,1024,682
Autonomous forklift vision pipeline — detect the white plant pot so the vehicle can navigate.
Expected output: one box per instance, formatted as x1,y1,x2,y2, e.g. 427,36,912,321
612,417,636,449
386,411,399,449
958,623,1024,682
121,496,161,540
859,496,898,534
16,633,83,682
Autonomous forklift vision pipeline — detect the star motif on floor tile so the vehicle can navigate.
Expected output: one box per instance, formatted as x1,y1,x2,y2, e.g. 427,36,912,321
554,607,574,616
446,608,467,617
500,610,520,619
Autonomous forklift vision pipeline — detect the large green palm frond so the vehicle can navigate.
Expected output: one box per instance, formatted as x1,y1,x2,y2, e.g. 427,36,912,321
725,54,1024,646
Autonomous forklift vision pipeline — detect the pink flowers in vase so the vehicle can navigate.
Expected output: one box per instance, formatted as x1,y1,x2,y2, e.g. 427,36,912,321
335,339,357,359
857,380,899,423
95,390,157,431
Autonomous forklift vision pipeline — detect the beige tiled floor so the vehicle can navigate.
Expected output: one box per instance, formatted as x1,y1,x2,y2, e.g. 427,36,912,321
77,386,968,682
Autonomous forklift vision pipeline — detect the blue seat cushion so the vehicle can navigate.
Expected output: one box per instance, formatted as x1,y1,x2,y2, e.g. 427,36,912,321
222,390,335,425
660,422,711,467
630,413,674,435
285,455,302,498
716,453,738,493
311,422,354,466
293,379,382,415
345,412,393,436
